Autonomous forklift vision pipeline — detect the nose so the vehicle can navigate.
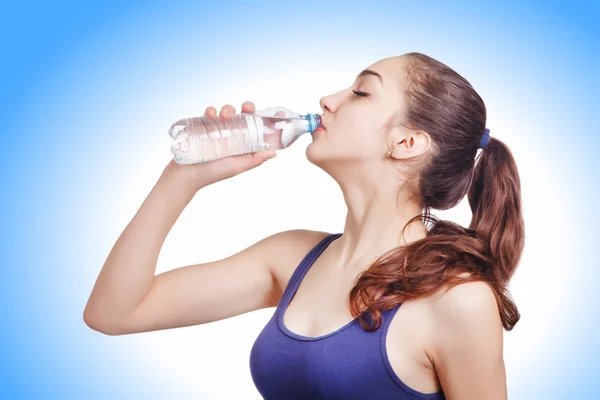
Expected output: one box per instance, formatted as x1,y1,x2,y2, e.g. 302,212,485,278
319,95,332,114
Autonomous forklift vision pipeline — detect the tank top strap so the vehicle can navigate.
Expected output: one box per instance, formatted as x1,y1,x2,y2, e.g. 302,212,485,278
381,302,403,330
279,232,342,306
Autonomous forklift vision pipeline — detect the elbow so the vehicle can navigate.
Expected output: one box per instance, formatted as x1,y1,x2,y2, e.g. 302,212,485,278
83,307,123,336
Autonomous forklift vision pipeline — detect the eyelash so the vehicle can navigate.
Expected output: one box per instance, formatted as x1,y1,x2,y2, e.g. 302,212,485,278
352,90,369,97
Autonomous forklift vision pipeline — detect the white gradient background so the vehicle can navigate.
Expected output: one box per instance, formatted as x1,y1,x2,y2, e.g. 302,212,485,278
1,0,598,398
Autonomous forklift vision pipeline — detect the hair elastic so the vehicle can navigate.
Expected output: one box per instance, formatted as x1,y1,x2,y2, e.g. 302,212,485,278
479,128,490,149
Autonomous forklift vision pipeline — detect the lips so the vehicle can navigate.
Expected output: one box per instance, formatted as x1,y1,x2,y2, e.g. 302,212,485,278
320,115,327,129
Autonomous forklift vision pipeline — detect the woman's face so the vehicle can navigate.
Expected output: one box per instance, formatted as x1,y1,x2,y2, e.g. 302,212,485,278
306,56,408,168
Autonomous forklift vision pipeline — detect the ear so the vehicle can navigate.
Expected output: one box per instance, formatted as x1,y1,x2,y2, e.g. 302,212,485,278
387,128,431,160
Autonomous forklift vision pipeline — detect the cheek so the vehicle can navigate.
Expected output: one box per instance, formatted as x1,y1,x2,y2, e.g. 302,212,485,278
339,114,385,151
319,121,384,158
307,107,388,158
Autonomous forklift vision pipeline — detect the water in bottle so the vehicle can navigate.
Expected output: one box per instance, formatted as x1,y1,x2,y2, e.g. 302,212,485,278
168,106,322,164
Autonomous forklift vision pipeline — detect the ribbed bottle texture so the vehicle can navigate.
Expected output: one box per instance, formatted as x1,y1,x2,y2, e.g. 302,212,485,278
169,107,321,164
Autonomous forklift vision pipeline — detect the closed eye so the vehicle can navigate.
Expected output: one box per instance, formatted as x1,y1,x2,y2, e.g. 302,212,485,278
352,90,370,97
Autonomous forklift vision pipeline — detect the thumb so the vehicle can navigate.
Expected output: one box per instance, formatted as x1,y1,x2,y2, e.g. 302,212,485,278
249,149,278,165
227,149,277,175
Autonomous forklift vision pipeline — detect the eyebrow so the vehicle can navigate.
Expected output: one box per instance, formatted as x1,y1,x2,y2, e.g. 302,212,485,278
356,69,383,85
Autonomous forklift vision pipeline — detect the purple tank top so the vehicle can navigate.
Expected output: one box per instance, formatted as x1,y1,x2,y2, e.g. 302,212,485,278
249,233,446,399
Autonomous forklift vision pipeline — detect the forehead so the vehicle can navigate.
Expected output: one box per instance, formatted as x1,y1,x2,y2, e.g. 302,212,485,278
361,57,405,89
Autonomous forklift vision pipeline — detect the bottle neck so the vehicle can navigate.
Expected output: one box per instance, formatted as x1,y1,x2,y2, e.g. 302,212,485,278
302,113,322,133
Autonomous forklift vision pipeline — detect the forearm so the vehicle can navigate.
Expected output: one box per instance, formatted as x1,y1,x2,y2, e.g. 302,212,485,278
84,164,199,328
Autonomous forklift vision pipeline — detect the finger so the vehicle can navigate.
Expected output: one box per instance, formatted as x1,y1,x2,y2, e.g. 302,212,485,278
253,149,277,161
241,101,255,113
205,106,217,118
247,151,277,171
243,150,277,167
225,150,276,177
219,104,235,119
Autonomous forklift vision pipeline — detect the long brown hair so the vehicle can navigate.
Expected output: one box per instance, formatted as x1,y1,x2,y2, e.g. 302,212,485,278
348,52,524,331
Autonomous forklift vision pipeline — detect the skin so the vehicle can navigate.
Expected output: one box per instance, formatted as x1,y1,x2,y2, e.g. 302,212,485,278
126,56,506,398
307,56,431,271
303,55,506,398
84,57,506,400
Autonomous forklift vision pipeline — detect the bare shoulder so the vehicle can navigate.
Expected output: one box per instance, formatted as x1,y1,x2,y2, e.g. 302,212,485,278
265,229,333,301
425,279,507,396
427,279,503,355
428,279,502,332
433,279,498,313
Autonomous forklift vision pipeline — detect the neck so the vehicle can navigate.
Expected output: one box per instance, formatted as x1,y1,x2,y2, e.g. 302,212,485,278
330,177,427,272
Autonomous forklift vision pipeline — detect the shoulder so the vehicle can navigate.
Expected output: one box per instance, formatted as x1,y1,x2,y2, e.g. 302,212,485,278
428,279,503,357
432,279,500,320
425,280,507,396
267,228,333,247
265,229,333,286
265,229,333,261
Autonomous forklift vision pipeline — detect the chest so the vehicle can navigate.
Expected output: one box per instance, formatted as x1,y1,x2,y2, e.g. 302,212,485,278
274,256,442,394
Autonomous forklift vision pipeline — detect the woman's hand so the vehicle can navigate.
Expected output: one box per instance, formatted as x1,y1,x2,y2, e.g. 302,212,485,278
163,101,277,191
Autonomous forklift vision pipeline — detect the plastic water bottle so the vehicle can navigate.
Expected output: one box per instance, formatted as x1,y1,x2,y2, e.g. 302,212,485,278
168,106,322,164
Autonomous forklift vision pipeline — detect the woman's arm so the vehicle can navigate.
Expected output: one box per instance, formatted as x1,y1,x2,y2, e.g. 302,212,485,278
430,281,507,399
83,165,199,330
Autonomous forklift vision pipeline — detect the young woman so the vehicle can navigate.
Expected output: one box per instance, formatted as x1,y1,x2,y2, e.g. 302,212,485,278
84,52,524,399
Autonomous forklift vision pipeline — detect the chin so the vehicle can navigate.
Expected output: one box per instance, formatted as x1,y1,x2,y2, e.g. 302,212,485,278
306,142,344,171
305,141,325,166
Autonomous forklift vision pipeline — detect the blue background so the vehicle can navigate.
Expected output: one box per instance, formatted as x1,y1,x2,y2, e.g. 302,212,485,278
1,0,598,398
